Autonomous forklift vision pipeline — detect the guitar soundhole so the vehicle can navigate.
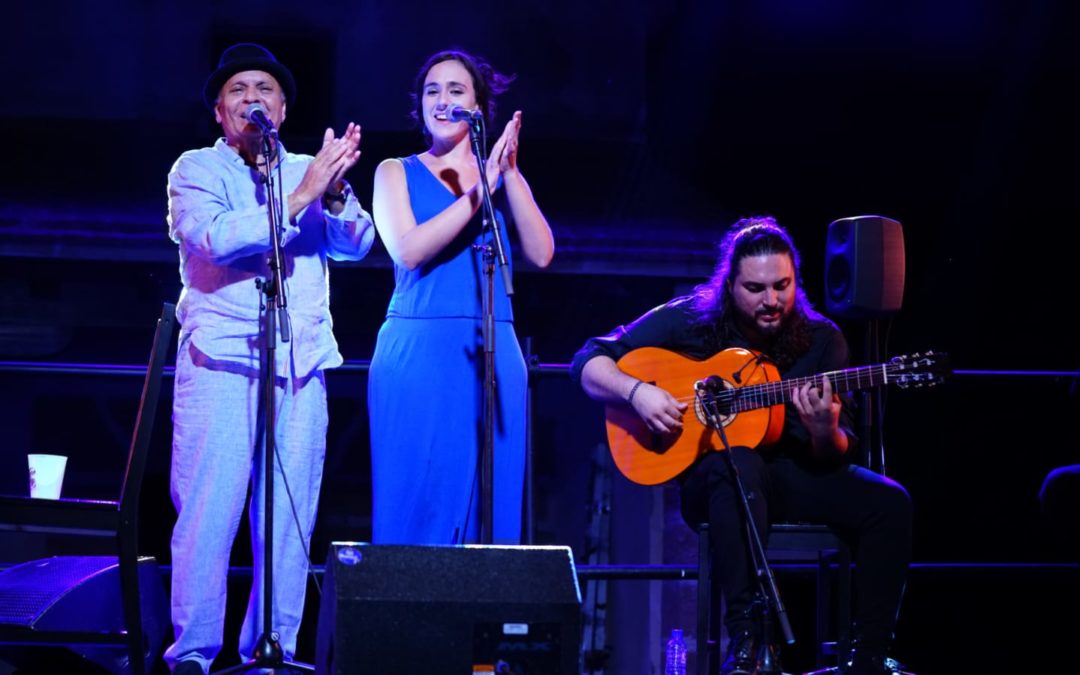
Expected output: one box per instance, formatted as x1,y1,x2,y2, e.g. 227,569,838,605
693,379,734,430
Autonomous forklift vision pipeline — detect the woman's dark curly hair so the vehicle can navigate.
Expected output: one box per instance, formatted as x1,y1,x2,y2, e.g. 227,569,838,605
410,49,515,140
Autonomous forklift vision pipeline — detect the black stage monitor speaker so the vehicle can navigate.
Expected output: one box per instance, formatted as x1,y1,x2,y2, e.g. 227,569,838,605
825,215,906,318
0,556,168,674
315,543,581,675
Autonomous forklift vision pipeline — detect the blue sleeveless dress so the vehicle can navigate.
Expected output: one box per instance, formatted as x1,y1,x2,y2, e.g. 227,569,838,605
368,154,527,544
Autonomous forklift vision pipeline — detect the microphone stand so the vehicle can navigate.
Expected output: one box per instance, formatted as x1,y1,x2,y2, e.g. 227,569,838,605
467,114,513,545
216,129,312,674
864,318,886,475
695,381,794,674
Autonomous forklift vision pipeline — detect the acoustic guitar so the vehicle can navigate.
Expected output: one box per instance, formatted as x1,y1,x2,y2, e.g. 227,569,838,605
605,347,949,485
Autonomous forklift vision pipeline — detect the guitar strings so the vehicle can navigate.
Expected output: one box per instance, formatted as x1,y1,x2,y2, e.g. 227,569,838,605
645,355,940,414
665,363,906,411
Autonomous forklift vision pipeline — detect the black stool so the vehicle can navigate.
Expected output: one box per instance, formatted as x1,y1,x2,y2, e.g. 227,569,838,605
766,522,852,668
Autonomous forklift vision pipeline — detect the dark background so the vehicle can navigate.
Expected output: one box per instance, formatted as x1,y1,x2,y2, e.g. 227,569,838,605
2,1,1079,673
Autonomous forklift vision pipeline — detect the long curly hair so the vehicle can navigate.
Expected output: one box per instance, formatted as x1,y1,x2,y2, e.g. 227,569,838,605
410,49,515,141
692,216,824,368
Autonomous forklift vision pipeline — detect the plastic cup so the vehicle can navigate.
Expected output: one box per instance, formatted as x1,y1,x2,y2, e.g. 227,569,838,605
28,454,67,499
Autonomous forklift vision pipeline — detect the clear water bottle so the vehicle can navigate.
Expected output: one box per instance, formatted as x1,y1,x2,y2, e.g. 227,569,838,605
665,627,687,675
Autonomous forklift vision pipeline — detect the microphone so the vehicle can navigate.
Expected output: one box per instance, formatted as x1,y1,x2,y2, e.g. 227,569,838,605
694,376,726,393
243,103,277,136
442,105,483,123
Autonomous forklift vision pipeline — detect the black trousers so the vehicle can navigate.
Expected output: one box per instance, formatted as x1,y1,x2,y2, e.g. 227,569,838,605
680,448,912,649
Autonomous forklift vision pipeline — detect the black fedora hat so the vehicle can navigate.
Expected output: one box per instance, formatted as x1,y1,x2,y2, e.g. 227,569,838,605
202,43,297,110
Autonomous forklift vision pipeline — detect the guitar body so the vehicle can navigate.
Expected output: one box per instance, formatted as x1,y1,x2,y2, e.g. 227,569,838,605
604,346,948,486
605,347,784,485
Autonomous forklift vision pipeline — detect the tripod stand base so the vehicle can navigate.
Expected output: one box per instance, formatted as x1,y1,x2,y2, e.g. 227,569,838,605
211,632,314,674
213,659,314,674
802,656,914,675
754,641,786,674
802,670,915,675
727,666,792,675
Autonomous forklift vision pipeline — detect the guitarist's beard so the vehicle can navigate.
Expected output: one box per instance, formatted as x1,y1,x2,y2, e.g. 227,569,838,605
717,307,814,372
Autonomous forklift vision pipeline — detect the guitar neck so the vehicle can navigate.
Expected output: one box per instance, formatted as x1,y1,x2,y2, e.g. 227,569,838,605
727,363,892,412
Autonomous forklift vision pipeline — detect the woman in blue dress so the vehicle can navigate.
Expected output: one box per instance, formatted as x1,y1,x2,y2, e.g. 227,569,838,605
368,50,554,544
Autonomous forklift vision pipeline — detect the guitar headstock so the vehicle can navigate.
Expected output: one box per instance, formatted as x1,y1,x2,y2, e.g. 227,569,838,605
890,351,951,388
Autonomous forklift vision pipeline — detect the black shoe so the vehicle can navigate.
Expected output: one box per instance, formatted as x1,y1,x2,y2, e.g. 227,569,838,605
838,649,914,675
721,629,759,675
173,661,206,675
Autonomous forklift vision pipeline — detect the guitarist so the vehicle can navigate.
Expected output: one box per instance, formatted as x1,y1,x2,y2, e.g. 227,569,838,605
570,217,913,675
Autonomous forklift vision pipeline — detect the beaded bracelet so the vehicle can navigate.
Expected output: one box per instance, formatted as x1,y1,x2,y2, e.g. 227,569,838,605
626,380,645,405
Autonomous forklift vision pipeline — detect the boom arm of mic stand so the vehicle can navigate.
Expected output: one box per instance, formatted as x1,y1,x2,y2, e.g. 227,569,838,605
699,390,796,646
468,118,514,296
